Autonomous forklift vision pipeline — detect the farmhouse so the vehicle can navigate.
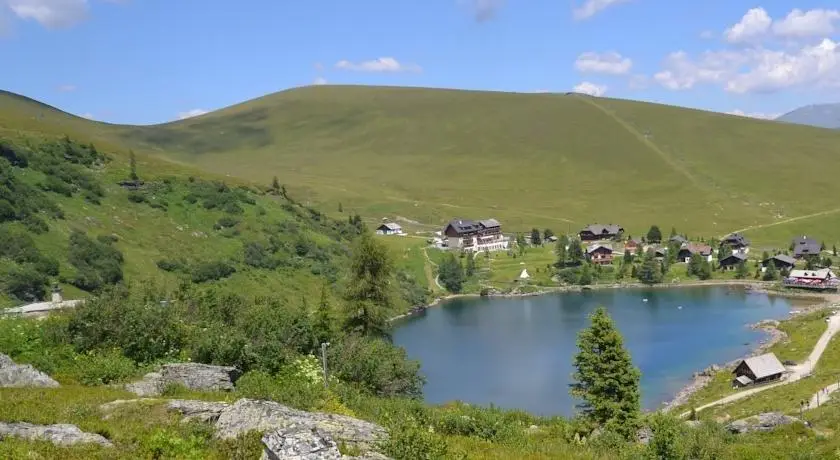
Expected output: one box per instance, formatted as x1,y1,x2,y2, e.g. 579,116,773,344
762,254,796,272
784,269,839,290
586,244,614,265
670,235,688,245
624,237,643,253
443,218,509,252
732,353,785,387
719,253,748,270
792,236,821,259
721,233,750,254
677,243,713,263
579,224,624,241
375,222,403,235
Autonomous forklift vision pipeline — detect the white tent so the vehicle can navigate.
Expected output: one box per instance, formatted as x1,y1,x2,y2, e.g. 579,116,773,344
519,268,530,280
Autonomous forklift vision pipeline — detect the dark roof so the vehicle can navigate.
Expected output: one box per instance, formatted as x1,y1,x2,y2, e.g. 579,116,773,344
680,243,712,256
763,254,796,266
587,243,613,254
792,236,821,257
445,219,479,235
670,235,688,244
720,253,748,264
378,222,402,231
722,233,750,247
478,219,501,229
581,224,623,235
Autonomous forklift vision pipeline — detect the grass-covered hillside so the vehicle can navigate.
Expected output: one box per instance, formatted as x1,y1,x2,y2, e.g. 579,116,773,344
3,86,840,247
0,134,428,310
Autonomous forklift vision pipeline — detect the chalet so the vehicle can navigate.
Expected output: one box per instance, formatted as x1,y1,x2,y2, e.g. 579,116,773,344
784,269,839,290
586,244,614,265
375,222,403,236
677,243,713,263
625,238,643,253
579,224,624,241
443,218,509,253
719,253,748,270
669,235,688,246
792,236,821,259
732,353,785,387
721,233,750,254
762,254,796,272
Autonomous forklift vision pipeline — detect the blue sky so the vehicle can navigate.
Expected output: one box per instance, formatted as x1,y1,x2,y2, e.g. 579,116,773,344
2,0,840,124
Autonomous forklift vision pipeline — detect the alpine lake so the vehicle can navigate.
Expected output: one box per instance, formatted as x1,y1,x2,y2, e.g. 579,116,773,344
393,286,804,416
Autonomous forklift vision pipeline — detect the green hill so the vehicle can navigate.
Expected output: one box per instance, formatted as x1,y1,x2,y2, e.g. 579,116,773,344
3,85,840,248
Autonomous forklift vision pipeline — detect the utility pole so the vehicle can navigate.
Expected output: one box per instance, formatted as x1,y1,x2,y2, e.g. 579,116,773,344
320,342,330,389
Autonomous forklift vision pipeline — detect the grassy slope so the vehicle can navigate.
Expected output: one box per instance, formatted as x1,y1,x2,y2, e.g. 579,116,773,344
3,86,840,249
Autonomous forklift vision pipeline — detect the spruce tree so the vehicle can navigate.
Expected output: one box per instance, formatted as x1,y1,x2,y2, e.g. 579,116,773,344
833,244,837,256
555,235,569,267
438,253,465,293
637,249,663,285
338,202,343,213
646,225,662,243
578,263,593,286
344,231,393,340
763,261,779,281
735,261,749,279
465,252,476,277
568,239,585,266
129,150,139,181
271,176,280,194
623,249,633,264
530,228,542,246
570,307,641,439
313,284,335,344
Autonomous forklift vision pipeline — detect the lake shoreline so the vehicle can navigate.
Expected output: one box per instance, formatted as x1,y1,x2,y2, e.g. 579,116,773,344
394,279,839,414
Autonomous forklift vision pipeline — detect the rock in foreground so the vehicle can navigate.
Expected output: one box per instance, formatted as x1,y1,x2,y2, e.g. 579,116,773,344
126,363,241,396
0,422,112,447
726,412,804,434
261,427,343,460
0,353,59,388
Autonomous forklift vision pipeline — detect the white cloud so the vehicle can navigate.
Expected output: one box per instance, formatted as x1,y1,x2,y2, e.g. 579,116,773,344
773,9,840,39
573,0,629,21
575,51,632,75
335,57,421,73
5,0,89,29
572,81,607,96
177,109,208,120
653,39,840,94
725,110,781,120
461,0,503,22
57,84,76,92
725,7,771,44
725,7,840,43
312,77,327,85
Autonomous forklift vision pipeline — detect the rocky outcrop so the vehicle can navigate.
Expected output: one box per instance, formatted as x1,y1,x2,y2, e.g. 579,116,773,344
167,399,230,423
261,427,343,460
214,399,387,452
726,412,804,434
125,363,241,396
0,422,112,447
0,353,59,388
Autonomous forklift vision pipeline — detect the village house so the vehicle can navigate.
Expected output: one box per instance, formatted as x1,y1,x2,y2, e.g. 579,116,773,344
784,268,839,290
375,222,403,236
721,233,750,254
669,235,688,246
719,253,748,270
442,218,509,253
579,224,624,241
586,244,614,265
676,243,713,263
792,235,821,259
624,237,643,254
761,254,796,272
733,353,785,387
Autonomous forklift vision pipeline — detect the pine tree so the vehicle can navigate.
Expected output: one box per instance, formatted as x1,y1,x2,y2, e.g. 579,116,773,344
623,249,633,264
530,228,542,246
271,176,280,194
637,249,663,285
438,253,465,293
338,202,343,213
465,252,476,277
313,284,335,344
735,261,749,279
646,225,663,243
344,231,393,340
833,244,838,256
129,150,139,181
578,263,593,286
669,227,677,239
821,241,827,252
568,239,584,266
543,228,554,241
763,261,779,281
570,307,641,439
555,235,569,267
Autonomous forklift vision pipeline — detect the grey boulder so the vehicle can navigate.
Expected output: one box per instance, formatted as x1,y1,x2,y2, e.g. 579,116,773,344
0,353,59,388
126,363,241,396
261,427,344,460
726,412,804,434
0,422,112,447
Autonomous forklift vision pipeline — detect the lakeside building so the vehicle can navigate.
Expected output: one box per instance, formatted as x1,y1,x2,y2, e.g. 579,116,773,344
733,353,785,387
442,218,509,252
792,236,821,259
586,244,614,265
721,233,750,254
375,222,403,236
761,254,796,272
677,243,713,263
579,223,624,241
784,269,839,290
719,253,748,270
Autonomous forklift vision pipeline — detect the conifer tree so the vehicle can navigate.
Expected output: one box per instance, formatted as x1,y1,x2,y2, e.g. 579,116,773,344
646,225,662,243
637,249,663,285
763,261,779,281
465,252,476,277
271,176,280,194
344,231,393,340
570,307,641,439
530,228,542,246
313,284,335,344
129,150,139,181
578,263,593,286
735,261,749,279
438,253,465,293
568,239,585,266
555,235,569,267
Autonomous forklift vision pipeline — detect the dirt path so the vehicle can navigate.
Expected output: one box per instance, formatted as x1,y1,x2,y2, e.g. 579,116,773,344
722,207,840,238
422,247,444,292
682,311,840,417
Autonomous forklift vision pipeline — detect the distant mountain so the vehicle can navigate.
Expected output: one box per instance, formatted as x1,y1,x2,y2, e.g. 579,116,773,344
776,103,840,129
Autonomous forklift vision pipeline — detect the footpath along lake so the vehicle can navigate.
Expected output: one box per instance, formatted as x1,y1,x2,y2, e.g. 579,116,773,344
393,286,798,416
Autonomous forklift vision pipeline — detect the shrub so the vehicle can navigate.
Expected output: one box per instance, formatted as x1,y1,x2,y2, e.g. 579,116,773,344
328,335,424,398
68,348,138,385
2,264,49,301
190,260,236,283
379,416,448,460
127,191,146,203
67,230,124,291
243,241,278,269
214,216,240,230
156,258,187,273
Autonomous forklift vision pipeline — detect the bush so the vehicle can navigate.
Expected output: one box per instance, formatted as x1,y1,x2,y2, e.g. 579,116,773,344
190,260,236,283
243,241,278,270
328,335,424,398
379,416,448,460
2,264,49,301
214,216,240,230
156,258,187,273
127,191,146,203
67,348,138,385
67,230,124,291
235,368,328,411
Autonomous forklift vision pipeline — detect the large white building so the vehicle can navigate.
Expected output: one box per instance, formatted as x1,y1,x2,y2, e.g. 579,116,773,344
443,218,509,252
